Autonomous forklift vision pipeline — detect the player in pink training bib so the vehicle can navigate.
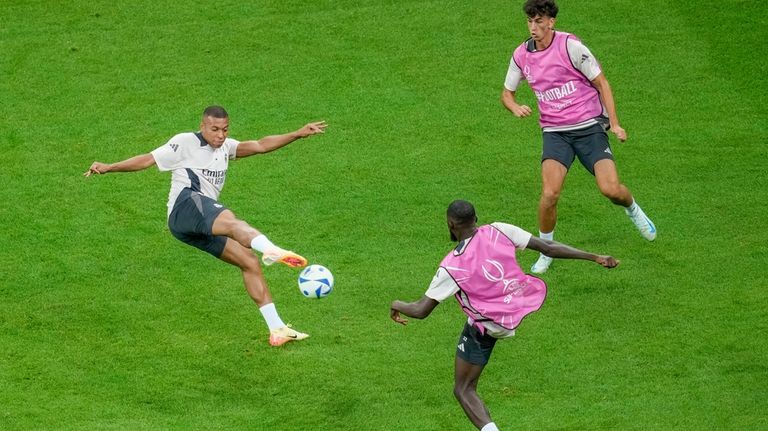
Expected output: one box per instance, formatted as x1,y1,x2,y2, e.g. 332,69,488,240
391,200,618,431
502,0,656,275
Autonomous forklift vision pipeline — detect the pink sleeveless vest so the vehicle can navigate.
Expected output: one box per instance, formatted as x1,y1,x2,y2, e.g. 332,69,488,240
512,31,603,128
441,225,547,335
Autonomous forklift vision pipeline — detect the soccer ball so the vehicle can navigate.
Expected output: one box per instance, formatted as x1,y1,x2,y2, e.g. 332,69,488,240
298,264,334,299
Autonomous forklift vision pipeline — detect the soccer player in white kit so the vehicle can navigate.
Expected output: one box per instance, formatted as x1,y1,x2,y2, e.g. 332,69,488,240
85,106,327,347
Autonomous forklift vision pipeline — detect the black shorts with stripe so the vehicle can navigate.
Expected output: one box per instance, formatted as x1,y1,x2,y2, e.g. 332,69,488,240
456,322,498,366
542,123,614,175
168,188,229,257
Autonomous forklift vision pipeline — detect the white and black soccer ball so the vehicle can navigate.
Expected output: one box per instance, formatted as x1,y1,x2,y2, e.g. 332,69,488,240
298,264,334,299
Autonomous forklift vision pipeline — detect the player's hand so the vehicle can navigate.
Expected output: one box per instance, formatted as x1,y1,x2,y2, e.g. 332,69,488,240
511,104,532,118
298,121,327,138
390,307,408,325
610,124,627,142
84,162,110,177
596,255,619,268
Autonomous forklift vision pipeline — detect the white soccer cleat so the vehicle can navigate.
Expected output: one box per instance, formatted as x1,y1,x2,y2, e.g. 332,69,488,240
530,254,553,274
261,247,308,268
625,206,657,241
269,325,309,347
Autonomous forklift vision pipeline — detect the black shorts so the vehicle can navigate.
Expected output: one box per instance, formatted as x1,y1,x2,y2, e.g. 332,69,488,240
542,123,614,175
168,188,229,257
456,322,498,366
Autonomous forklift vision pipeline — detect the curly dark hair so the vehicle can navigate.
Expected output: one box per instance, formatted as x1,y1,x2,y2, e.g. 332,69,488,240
523,0,559,18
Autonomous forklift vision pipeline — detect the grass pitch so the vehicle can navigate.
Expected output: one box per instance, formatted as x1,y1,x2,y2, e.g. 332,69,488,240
1,0,766,429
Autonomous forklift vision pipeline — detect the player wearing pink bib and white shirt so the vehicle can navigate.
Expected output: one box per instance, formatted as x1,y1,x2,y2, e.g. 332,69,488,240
85,106,327,347
502,0,656,275
391,200,618,431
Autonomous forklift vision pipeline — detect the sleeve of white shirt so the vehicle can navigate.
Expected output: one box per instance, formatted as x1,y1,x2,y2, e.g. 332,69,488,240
424,267,459,302
567,38,602,81
151,134,186,172
491,222,533,249
504,56,524,91
225,138,240,160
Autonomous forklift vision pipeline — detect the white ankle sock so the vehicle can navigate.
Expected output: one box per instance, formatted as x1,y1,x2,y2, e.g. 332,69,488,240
481,423,500,431
250,235,276,253
626,199,639,214
537,231,554,262
259,303,286,330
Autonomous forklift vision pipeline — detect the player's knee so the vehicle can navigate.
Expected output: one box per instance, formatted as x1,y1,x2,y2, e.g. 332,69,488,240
540,188,561,205
453,385,464,402
215,217,239,235
599,182,622,200
240,253,264,274
225,218,257,240
453,383,471,402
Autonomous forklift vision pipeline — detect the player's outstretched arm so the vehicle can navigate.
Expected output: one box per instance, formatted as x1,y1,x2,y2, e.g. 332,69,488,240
390,296,440,325
84,153,156,177
527,237,619,268
236,121,328,158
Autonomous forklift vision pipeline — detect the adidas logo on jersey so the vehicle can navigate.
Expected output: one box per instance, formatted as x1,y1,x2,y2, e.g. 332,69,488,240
170,143,179,152
457,343,465,352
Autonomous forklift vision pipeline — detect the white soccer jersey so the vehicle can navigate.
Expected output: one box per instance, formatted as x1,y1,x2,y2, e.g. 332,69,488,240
150,132,240,217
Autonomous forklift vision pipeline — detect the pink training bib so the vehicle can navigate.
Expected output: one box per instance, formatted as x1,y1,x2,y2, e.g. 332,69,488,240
441,225,547,334
512,31,603,128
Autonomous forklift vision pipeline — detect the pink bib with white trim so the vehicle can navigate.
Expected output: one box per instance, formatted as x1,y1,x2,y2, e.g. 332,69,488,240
441,225,547,334
512,31,603,127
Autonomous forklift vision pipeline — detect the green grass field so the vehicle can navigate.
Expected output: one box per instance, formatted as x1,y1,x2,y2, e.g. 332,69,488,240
1,0,767,429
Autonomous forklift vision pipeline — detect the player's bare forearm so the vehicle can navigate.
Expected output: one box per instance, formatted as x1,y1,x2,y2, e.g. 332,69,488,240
391,300,420,319
527,237,618,268
390,296,439,324
84,153,155,176
256,133,303,153
501,89,532,118
592,74,626,141
236,121,327,157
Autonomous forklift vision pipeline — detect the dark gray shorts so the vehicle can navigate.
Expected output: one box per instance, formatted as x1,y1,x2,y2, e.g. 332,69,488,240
456,322,498,366
168,188,229,257
542,123,614,175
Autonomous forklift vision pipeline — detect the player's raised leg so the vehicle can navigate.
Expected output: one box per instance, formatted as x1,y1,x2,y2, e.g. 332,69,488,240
532,159,567,274
218,237,308,346
594,159,656,241
253,235,308,268
212,210,307,268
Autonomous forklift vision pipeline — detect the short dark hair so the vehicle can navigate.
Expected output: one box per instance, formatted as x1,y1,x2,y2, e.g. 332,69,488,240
447,200,476,225
523,0,558,18
203,105,228,119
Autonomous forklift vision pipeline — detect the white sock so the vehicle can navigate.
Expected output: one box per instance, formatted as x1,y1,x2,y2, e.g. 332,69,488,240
259,303,286,330
250,234,277,253
481,423,500,431
626,199,639,214
537,231,554,260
